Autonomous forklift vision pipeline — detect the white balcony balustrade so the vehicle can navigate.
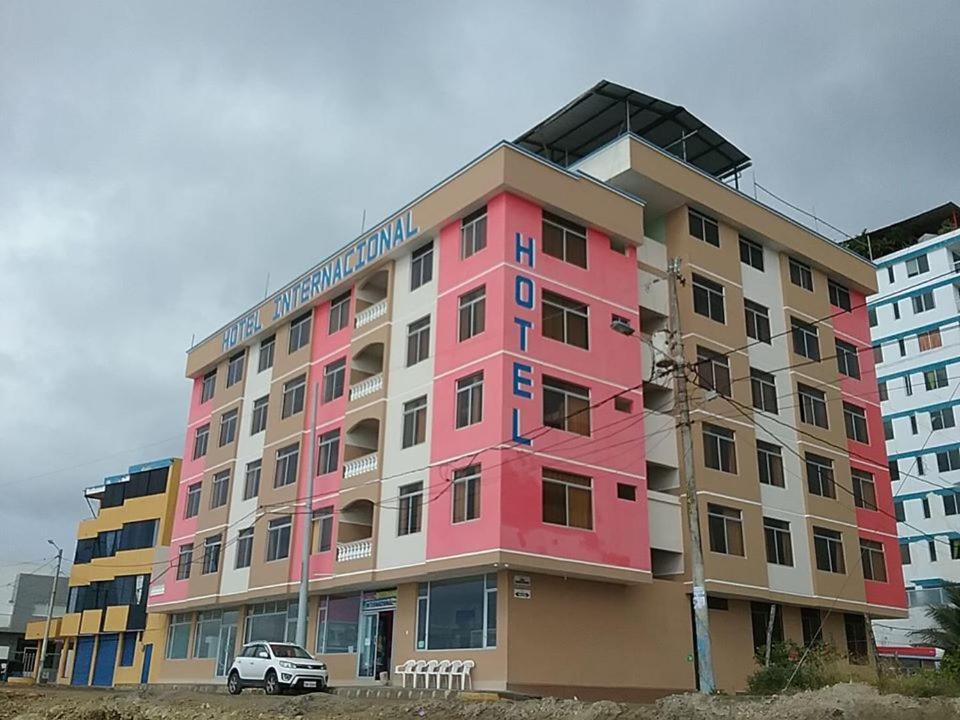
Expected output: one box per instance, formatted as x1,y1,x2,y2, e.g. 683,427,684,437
354,300,387,329
343,452,378,479
349,373,383,401
337,538,372,562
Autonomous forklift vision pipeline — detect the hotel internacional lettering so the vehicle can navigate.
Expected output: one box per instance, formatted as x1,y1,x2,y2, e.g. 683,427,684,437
143,81,906,698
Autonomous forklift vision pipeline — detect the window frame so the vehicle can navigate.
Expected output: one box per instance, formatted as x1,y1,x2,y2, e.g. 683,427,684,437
860,539,887,582
460,206,487,259
406,315,431,366
707,504,744,556
750,368,778,413
274,444,300,488
455,372,483,429
542,211,587,268
322,359,346,403
696,347,731,397
397,482,424,536
251,395,269,435
452,465,481,524
692,274,725,323
757,440,785,487
541,468,593,530
738,236,763,269
316,429,340,475
410,241,434,290
201,534,222,575
541,290,589,349
813,526,845,574
791,317,820,361
744,299,771,343
266,516,292,562
235,528,253,569
243,460,261,501
703,423,737,473
210,470,230,509
281,375,307,419
789,257,814,291
184,483,201,519
688,209,720,247
258,335,275,372
763,517,793,566
805,453,836,499
843,402,869,444
226,351,246,388
328,291,351,334
798,383,829,428
218,409,238,447
835,340,861,379
288,312,312,354
401,395,428,448
542,376,591,436
851,469,877,510
828,280,851,311
458,286,487,342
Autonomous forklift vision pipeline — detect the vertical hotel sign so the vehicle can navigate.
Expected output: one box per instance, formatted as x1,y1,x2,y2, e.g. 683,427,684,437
511,232,535,446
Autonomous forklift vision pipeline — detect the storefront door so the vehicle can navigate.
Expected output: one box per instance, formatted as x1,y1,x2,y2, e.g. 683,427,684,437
357,610,394,679
216,612,238,677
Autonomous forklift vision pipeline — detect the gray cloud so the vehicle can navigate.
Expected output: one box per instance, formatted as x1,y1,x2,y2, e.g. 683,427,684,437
2,0,958,562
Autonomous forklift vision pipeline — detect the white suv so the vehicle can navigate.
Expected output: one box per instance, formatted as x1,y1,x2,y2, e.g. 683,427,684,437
227,641,329,695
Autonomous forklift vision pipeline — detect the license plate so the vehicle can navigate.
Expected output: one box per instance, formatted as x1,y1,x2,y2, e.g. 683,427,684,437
303,681,317,688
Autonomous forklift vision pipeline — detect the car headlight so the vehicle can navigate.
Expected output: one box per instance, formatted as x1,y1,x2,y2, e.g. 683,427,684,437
317,663,326,670
279,661,295,669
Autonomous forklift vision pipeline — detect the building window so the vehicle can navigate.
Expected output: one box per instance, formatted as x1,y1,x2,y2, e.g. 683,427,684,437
176,545,193,581
406,315,431,366
542,468,592,529
243,460,261,500
226,351,246,387
744,299,771,343
329,291,351,334
398,482,423,536
410,242,434,290
696,347,731,397
617,483,637,501
923,497,931,519
929,539,937,561
314,595,360,653
801,608,823,647
184,483,201,518
843,403,869,443
193,424,210,460
860,539,887,582
194,611,223,659
166,613,192,659
614,396,633,413
900,543,911,565
905,254,929,277
275,444,299,487
873,343,884,365
905,375,913,396
750,368,778,413
791,317,820,360
460,206,487,258
692,274,725,323
917,455,926,475
869,307,878,327
542,376,591,436
931,407,956,431
455,372,483,428
707,504,744,556
898,338,907,357
288,312,312,354
201,370,216,403
878,380,888,401
918,328,943,351
542,211,587,267
739,236,763,270
202,534,222,574
251,395,268,435
316,430,340,475
924,366,948,391
844,614,868,664
757,441,785,487
703,423,737,473
542,290,588,349
219,409,238,446
281,375,306,418
265,517,292,562
852,469,877,510
452,465,481,523
789,258,814,291
402,396,428,448
458,286,486,341
689,209,720,247
258,335,275,372
944,494,960,517
416,575,497,650
894,499,904,521
312,508,334,553
806,453,836,498
210,471,229,508
751,603,785,652
234,528,253,570
893,302,901,319
798,384,829,428
835,340,861,379
323,358,346,402
244,601,299,644
912,291,936,314
937,448,960,472
828,280,851,311
764,517,793,566
814,527,845,573
953,539,960,561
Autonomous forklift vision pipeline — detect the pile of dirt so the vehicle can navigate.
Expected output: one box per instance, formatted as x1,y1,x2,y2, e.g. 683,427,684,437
3,682,960,720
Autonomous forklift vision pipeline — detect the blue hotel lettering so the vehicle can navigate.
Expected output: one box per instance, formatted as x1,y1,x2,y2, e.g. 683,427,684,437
221,211,419,352
511,232,536,446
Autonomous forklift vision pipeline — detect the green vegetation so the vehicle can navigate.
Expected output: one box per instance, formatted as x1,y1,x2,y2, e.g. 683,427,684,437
746,642,839,694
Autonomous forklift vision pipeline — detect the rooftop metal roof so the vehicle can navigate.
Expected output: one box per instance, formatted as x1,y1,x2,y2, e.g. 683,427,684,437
514,80,751,180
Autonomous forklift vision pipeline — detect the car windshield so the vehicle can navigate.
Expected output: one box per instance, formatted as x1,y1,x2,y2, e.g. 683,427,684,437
269,644,312,659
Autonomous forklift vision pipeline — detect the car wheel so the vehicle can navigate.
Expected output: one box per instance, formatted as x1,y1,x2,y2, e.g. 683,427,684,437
227,671,242,695
264,670,280,696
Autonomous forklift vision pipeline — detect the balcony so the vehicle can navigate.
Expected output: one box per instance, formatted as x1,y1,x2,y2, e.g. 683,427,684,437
349,373,383,401
648,490,684,578
349,342,385,401
354,300,387,329
337,538,373,562
641,330,672,388
343,453,378,479
354,270,389,330
643,410,678,468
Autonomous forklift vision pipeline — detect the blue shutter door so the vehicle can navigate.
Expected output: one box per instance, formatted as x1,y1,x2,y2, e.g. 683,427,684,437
140,644,153,684
71,636,95,686
91,633,119,686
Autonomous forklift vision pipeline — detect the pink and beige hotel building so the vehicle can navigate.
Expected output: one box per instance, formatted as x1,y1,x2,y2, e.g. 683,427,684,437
148,82,906,697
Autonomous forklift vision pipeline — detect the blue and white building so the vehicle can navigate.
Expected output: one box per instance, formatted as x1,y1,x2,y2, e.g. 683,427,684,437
868,225,960,653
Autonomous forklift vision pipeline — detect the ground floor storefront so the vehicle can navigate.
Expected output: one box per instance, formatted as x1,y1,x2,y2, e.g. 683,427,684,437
149,571,880,699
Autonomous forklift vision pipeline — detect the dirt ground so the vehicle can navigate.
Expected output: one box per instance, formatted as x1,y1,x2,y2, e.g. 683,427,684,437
2,682,959,720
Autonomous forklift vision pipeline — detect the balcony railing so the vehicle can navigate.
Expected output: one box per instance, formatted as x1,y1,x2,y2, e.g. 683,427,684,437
349,373,383,401
337,538,372,562
354,300,387,329
343,452,378,479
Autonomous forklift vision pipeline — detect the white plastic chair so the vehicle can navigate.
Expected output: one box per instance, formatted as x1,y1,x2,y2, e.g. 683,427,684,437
428,659,450,689
459,659,475,690
415,659,437,689
394,659,416,688
446,660,463,690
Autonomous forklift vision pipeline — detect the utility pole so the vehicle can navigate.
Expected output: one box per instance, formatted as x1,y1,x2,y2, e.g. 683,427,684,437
35,541,63,683
666,257,716,694
296,383,320,648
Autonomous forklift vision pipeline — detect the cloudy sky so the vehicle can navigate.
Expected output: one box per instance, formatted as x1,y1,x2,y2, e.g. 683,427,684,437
2,1,958,566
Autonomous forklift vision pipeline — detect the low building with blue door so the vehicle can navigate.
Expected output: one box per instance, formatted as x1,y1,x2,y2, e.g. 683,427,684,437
25,458,181,686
